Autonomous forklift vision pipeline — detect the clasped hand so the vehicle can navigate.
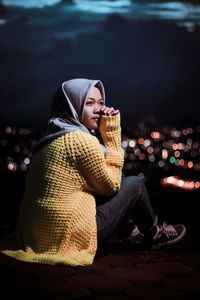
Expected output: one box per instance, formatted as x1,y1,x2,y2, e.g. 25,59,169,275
99,106,119,116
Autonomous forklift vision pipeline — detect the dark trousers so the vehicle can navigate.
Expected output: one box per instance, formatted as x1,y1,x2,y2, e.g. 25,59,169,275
95,175,157,244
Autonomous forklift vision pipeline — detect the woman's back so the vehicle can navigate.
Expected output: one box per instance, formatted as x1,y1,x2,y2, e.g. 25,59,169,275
17,131,98,265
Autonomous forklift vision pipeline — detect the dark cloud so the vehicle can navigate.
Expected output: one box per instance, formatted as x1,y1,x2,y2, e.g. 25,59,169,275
0,4,200,128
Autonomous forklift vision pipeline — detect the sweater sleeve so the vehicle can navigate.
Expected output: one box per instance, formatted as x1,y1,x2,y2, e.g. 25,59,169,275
67,113,124,196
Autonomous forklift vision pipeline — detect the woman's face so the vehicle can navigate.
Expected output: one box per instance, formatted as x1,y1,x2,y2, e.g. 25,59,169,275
82,86,104,130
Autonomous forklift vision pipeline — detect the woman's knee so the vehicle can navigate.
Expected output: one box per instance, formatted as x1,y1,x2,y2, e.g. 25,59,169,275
119,175,143,196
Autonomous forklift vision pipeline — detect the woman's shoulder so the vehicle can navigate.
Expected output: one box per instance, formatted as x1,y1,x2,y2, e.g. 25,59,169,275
64,130,101,149
65,130,97,140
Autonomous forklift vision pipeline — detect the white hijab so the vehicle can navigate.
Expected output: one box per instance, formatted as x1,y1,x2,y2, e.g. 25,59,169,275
33,78,108,154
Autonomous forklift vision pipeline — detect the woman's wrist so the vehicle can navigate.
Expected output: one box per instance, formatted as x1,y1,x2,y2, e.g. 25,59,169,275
99,113,121,134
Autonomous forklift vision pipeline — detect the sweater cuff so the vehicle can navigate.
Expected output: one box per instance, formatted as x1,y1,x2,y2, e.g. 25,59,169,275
99,113,121,133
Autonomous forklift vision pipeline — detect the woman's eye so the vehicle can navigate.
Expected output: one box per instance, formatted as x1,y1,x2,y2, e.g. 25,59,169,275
100,102,104,106
86,101,92,105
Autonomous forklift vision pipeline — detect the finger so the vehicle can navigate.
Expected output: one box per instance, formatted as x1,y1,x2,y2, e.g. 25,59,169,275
100,106,118,115
100,106,107,114
109,109,119,116
103,107,111,115
107,107,114,115
112,109,119,115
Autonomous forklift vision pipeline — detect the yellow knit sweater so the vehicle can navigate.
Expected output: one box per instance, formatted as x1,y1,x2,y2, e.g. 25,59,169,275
0,114,124,266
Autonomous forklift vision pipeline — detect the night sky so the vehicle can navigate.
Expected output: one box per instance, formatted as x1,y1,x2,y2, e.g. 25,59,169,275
0,0,200,128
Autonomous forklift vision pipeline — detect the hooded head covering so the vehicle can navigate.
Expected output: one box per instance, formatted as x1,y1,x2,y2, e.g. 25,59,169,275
33,78,108,154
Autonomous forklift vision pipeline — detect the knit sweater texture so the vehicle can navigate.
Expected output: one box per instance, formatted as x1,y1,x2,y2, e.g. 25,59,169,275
0,114,124,266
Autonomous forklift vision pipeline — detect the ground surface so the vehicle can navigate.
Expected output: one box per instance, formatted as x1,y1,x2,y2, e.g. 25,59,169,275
0,228,200,299
0,179,199,299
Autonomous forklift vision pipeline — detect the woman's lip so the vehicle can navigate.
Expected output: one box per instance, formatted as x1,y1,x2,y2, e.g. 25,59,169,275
92,116,100,120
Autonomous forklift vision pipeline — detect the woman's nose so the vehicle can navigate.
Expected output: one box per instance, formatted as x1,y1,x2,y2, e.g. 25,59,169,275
93,104,101,114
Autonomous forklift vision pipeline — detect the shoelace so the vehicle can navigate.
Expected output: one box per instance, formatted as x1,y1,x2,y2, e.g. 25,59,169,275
155,222,178,240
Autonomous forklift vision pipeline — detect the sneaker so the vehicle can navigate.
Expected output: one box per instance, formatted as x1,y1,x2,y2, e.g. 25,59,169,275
120,225,144,244
151,222,186,249
120,231,144,244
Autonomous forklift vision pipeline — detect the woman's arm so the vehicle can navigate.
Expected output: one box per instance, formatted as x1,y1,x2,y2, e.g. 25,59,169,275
66,113,124,196
99,113,123,165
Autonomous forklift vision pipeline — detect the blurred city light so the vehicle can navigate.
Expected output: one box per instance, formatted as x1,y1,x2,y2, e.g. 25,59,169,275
161,176,200,191
0,119,200,192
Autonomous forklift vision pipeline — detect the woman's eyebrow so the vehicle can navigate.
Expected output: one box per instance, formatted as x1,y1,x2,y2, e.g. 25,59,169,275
88,97,104,101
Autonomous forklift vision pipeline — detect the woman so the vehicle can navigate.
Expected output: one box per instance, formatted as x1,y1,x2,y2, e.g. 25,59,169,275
0,78,186,266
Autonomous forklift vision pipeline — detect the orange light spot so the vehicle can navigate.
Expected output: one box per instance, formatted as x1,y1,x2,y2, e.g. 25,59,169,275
147,146,154,154
179,159,185,166
188,161,193,168
172,143,178,150
174,151,180,157
151,132,160,139
139,153,145,160
138,138,144,145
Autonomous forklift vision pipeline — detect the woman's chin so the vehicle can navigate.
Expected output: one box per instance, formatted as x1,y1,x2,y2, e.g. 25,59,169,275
90,125,98,130
90,121,99,130
86,124,98,131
